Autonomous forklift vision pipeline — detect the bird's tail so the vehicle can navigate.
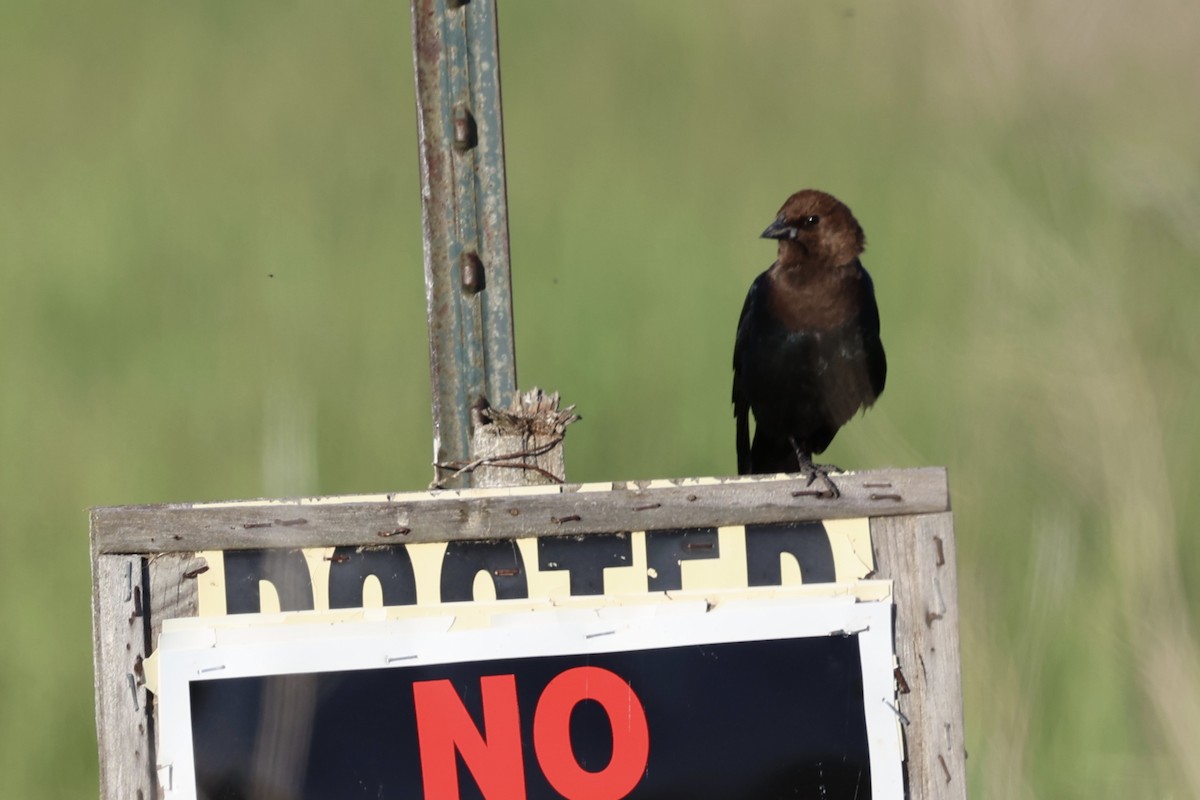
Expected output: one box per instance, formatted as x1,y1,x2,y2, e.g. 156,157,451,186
747,432,803,475
736,406,751,475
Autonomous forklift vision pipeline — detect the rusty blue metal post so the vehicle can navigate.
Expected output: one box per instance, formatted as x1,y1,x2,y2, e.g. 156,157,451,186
412,0,517,488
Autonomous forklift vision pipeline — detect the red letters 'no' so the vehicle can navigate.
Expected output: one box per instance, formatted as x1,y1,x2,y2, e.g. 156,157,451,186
412,666,650,800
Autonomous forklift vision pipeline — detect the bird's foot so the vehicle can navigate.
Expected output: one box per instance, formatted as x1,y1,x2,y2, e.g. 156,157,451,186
792,447,843,499
802,464,842,499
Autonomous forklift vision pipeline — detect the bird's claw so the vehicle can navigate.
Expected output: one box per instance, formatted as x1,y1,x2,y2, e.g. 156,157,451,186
801,466,841,499
787,438,843,498
799,458,843,499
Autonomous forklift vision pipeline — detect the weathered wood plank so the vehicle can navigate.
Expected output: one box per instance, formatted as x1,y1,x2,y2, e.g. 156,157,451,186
146,553,206,653
93,467,948,554
872,511,967,799
91,554,154,799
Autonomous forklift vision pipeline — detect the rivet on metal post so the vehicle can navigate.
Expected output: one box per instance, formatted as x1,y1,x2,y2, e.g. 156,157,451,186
453,105,478,152
461,251,485,294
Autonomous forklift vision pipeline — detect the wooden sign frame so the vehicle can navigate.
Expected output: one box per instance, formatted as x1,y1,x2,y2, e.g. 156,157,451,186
90,466,965,799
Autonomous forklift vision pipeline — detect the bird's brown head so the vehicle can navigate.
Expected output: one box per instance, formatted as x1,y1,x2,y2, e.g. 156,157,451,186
761,189,865,267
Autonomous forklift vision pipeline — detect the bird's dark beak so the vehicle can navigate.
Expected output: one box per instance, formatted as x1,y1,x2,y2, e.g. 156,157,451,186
761,217,796,240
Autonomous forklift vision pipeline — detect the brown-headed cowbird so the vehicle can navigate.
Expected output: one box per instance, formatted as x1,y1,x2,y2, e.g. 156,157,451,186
732,189,886,496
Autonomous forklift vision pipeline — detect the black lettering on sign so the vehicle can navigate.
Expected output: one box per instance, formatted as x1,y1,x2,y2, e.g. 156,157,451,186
538,534,633,596
216,519,851,614
745,521,836,585
440,540,529,602
223,549,315,613
644,528,720,592
328,545,417,609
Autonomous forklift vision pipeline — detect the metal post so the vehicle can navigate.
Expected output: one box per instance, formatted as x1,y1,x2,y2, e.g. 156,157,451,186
412,0,517,488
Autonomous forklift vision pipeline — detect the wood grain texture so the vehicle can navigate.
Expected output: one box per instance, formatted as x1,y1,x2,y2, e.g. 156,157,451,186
872,511,967,799
464,389,575,489
146,553,206,652
91,554,154,800
92,467,948,554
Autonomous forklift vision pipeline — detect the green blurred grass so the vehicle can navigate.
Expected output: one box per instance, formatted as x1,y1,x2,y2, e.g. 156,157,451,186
2,1,1199,796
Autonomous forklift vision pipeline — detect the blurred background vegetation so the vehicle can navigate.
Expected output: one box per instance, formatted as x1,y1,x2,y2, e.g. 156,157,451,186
2,0,1199,796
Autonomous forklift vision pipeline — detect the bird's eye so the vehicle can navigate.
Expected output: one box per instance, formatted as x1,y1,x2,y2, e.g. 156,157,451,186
800,215,820,229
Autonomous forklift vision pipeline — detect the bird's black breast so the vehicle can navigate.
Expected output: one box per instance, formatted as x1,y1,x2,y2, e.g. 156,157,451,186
733,267,886,469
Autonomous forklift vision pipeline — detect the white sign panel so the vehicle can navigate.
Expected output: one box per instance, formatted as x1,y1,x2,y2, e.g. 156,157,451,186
154,588,902,800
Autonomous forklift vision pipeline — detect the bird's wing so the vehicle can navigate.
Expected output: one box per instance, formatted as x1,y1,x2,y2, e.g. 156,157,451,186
733,272,767,474
735,399,751,474
857,265,887,399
